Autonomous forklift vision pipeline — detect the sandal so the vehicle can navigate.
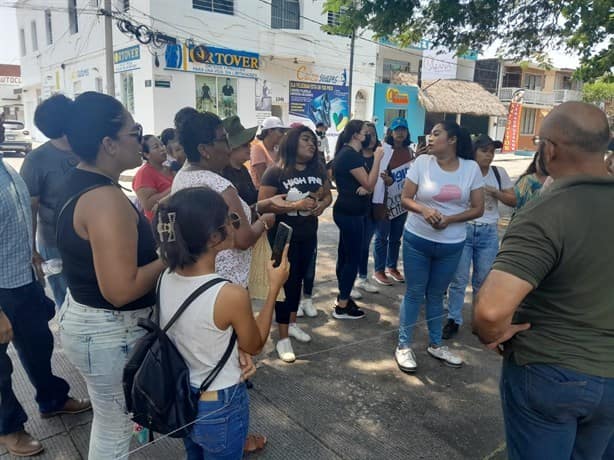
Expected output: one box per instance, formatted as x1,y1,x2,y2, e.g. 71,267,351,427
244,433,267,454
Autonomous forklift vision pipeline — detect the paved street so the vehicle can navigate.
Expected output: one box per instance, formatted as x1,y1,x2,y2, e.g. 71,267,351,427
1,153,531,460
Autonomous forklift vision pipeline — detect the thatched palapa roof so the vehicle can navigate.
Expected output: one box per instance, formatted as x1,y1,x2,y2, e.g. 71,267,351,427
390,72,507,117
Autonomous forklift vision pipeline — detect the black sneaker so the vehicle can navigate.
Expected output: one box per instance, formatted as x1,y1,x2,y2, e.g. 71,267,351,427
442,319,459,340
333,299,365,320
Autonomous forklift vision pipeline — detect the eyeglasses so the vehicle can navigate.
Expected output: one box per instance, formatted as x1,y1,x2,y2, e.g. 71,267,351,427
532,136,557,147
218,212,241,231
119,123,143,144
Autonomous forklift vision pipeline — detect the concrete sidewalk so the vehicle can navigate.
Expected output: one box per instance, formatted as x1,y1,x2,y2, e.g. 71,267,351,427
1,155,531,459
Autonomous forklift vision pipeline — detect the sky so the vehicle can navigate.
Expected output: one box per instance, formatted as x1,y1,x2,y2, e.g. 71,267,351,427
0,5,580,69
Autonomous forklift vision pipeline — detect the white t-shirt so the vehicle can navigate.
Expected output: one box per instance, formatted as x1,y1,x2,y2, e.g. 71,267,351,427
172,168,252,287
159,271,241,391
476,166,513,224
405,155,484,243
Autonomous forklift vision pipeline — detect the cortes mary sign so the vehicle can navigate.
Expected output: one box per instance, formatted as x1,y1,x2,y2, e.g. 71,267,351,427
165,44,259,78
296,65,347,86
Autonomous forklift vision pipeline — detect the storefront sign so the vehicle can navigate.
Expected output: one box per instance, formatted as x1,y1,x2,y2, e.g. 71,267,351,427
421,49,458,81
385,87,409,105
295,65,347,86
114,45,141,73
0,76,22,86
165,44,259,79
288,80,349,133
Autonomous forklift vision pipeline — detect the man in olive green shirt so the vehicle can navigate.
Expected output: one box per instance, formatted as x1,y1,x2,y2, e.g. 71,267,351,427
474,101,614,460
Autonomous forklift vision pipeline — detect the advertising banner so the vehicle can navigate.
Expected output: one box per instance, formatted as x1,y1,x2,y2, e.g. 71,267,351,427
502,101,522,153
165,44,259,79
288,80,349,133
114,45,140,73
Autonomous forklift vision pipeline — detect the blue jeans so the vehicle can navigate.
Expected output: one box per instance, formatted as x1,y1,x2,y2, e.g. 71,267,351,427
184,383,249,460
501,356,614,460
398,231,464,348
447,223,499,325
333,211,364,301
0,281,69,435
38,244,68,309
59,292,151,460
374,213,406,273
358,213,377,278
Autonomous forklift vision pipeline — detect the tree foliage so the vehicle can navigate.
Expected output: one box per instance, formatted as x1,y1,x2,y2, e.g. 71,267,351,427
323,0,613,82
582,80,614,103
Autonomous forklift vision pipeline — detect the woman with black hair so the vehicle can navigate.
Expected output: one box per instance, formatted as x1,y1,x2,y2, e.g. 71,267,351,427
373,117,415,286
258,126,331,362
132,134,173,221
155,187,289,460
56,92,165,459
332,120,384,319
395,120,484,373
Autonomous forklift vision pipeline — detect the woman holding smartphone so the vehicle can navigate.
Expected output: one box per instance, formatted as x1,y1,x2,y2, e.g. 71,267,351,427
258,126,332,362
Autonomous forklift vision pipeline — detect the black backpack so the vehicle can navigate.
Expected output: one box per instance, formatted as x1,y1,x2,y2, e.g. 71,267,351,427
491,166,502,190
123,274,235,438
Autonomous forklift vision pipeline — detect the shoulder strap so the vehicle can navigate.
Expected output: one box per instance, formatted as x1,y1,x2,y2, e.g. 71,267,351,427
199,331,237,393
491,166,502,190
160,276,227,333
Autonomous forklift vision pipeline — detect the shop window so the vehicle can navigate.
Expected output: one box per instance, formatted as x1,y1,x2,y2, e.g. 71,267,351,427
45,10,53,45
193,0,234,15
195,76,237,118
68,0,78,34
520,108,536,135
121,72,135,114
271,0,300,30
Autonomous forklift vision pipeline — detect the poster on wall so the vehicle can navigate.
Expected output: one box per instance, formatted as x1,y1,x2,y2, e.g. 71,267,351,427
195,75,237,117
255,78,272,111
288,80,349,133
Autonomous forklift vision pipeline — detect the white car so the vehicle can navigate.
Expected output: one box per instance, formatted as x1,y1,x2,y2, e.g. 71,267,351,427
0,120,32,155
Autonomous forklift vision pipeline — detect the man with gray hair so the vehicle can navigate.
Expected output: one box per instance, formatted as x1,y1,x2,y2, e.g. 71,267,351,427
474,102,614,459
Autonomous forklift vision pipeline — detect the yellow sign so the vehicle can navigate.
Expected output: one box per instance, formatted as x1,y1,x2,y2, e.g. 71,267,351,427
385,87,409,105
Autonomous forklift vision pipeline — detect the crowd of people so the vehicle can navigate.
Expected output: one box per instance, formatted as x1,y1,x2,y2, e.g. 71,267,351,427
0,92,612,460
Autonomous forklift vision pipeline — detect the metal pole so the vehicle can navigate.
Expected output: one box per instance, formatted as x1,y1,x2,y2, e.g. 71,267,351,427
348,29,355,118
104,0,115,96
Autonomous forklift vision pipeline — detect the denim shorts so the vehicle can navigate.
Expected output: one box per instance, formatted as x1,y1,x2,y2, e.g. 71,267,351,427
185,382,249,460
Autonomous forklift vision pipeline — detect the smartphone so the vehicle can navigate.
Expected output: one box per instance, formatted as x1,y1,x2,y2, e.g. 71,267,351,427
418,135,426,147
271,222,293,267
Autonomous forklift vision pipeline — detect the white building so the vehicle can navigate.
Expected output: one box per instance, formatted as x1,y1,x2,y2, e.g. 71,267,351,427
16,0,373,140
0,64,24,121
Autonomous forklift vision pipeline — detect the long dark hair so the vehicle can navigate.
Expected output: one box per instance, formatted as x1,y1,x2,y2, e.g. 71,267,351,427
278,126,323,175
384,127,411,147
437,120,473,160
65,92,126,164
154,187,228,271
517,150,549,182
334,119,364,157
176,110,222,163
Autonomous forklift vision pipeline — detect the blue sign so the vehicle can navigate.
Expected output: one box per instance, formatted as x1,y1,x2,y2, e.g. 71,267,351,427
288,81,349,133
114,45,140,73
165,44,260,78
373,83,425,140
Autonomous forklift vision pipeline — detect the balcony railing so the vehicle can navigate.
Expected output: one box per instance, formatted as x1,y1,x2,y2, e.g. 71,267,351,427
498,87,583,106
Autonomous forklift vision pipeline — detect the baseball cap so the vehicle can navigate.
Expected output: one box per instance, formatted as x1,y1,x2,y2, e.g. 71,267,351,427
261,116,290,131
473,133,503,150
223,116,258,149
390,117,408,131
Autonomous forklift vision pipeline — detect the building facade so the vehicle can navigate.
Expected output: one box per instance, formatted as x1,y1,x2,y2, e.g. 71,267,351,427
0,64,24,122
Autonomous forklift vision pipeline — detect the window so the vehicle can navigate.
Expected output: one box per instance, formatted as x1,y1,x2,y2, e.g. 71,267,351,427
520,108,536,135
192,0,233,15
31,21,38,52
19,28,26,56
45,10,53,45
502,72,521,87
271,0,300,29
524,74,543,90
116,0,129,11
68,0,78,34
120,72,135,114
327,9,341,27
383,59,412,83
195,75,238,118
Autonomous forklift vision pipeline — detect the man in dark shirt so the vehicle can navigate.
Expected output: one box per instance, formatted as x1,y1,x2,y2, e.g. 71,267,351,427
20,94,79,308
474,102,614,460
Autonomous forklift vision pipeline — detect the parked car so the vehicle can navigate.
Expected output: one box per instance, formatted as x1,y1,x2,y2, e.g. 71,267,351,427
0,120,32,155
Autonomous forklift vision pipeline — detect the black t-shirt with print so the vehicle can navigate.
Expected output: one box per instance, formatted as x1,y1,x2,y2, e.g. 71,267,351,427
261,164,326,241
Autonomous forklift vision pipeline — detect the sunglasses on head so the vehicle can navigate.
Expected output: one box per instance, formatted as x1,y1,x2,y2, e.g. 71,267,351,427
125,123,143,144
218,212,241,231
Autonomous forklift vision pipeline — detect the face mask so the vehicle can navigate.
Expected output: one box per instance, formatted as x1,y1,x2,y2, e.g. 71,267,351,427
361,134,372,148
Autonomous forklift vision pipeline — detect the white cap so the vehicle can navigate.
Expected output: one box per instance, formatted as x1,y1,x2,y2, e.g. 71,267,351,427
261,116,289,131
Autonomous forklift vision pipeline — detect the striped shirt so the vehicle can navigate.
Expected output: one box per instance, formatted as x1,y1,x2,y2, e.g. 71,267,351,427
0,157,33,288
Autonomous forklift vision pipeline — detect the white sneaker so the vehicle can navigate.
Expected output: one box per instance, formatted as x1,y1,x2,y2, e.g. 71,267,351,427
296,304,305,317
276,338,296,362
350,288,363,299
300,298,317,317
395,347,417,373
288,323,311,343
427,345,463,368
355,278,379,293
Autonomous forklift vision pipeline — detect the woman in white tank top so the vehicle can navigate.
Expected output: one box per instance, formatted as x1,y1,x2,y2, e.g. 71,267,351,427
155,187,289,460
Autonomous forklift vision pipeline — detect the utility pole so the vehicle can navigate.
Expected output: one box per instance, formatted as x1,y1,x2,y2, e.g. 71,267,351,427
104,0,115,96
348,29,355,117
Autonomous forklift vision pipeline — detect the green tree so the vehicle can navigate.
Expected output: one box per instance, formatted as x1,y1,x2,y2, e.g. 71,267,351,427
323,0,613,82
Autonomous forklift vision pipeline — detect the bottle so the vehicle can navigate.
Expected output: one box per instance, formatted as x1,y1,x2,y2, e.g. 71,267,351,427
41,258,63,276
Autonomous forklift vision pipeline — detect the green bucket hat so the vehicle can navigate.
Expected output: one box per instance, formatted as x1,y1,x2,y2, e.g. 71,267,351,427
222,116,258,150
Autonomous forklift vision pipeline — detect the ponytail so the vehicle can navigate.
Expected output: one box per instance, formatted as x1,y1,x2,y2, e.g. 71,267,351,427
334,119,364,158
